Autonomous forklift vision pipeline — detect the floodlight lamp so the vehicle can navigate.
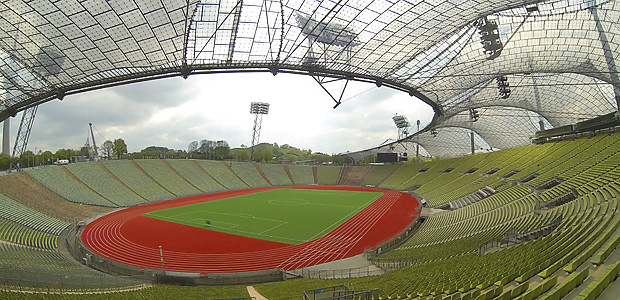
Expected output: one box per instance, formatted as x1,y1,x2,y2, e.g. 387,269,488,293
469,108,480,122
392,115,410,129
477,17,504,60
496,76,511,99
250,102,270,115
525,5,539,12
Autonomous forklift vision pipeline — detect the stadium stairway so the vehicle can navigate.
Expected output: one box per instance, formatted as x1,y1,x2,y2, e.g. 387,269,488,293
337,166,373,186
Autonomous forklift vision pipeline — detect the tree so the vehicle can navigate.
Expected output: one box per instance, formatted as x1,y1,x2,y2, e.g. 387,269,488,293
101,140,114,159
0,154,9,171
214,140,230,160
113,138,128,159
188,141,199,157
21,150,35,168
254,149,273,163
54,149,68,160
199,139,216,159
279,153,299,162
236,150,249,162
80,145,91,160
41,150,53,165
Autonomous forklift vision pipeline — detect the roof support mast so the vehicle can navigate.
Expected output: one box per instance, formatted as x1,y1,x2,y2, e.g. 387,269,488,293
89,123,98,161
9,106,37,172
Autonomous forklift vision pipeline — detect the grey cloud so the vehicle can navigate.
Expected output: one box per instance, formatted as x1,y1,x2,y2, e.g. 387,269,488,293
8,73,435,155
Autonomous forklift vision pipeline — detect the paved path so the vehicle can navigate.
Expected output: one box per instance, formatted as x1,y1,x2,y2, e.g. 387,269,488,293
247,286,269,300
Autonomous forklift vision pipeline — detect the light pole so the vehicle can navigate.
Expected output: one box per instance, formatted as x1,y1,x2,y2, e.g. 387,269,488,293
249,102,270,162
416,120,420,158
159,245,165,273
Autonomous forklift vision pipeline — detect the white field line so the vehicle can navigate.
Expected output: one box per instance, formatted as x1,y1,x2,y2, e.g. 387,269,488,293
304,193,384,242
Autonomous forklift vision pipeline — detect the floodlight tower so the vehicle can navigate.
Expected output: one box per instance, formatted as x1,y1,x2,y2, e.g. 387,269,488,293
249,102,270,162
392,114,411,140
416,120,421,158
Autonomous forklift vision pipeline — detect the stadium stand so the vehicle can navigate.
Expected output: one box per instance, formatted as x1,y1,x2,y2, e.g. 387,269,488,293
2,132,620,299
133,160,202,197
258,163,294,186
101,160,173,201
316,165,342,185
229,161,270,187
0,242,142,291
379,163,429,190
25,166,116,207
0,284,249,299
253,135,620,299
196,160,248,190
166,159,226,193
0,173,110,222
288,165,315,185
412,148,524,205
337,166,372,186
0,219,58,250
0,194,69,236
64,162,146,207
360,163,400,187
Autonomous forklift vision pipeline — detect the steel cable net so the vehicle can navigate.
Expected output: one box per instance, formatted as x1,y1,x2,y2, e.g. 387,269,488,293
1,0,620,157
415,127,490,158
433,107,552,150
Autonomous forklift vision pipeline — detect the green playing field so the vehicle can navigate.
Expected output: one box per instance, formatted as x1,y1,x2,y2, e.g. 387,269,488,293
143,188,383,244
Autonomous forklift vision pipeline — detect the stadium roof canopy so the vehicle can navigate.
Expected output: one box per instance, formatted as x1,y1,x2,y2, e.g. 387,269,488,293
1,0,619,158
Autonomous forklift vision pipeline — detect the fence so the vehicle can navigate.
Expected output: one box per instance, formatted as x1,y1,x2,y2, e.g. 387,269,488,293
0,267,145,293
479,215,562,256
304,285,380,300
370,255,424,272
365,209,424,260
294,266,383,279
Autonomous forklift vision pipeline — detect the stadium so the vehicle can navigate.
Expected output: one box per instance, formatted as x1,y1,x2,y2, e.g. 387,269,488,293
2,0,620,299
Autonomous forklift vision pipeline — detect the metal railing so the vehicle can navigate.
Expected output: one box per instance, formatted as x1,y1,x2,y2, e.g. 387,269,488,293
479,215,562,256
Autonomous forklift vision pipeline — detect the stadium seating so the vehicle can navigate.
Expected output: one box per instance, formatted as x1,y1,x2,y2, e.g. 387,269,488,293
197,160,248,189
101,160,173,201
133,160,202,197
65,162,146,206
0,284,250,299
288,164,315,185
0,242,141,291
258,163,294,186
417,145,535,205
0,194,69,236
25,166,115,207
4,130,620,299
0,173,111,223
316,165,341,185
379,163,429,190
166,159,226,192
229,161,270,187
337,166,372,185
360,163,400,187
0,218,58,250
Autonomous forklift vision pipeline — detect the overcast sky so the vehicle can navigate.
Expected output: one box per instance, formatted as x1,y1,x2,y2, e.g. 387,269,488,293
5,72,435,155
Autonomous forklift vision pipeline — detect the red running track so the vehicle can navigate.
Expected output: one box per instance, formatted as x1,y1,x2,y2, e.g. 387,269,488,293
81,186,419,274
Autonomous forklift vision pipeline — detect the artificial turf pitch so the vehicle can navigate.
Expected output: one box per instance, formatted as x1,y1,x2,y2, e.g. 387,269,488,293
143,188,383,245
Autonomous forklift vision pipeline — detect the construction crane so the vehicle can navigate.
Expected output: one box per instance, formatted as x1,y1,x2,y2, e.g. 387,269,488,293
89,123,98,161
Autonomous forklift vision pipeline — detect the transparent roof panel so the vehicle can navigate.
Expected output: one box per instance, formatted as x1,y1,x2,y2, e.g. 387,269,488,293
1,0,620,158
